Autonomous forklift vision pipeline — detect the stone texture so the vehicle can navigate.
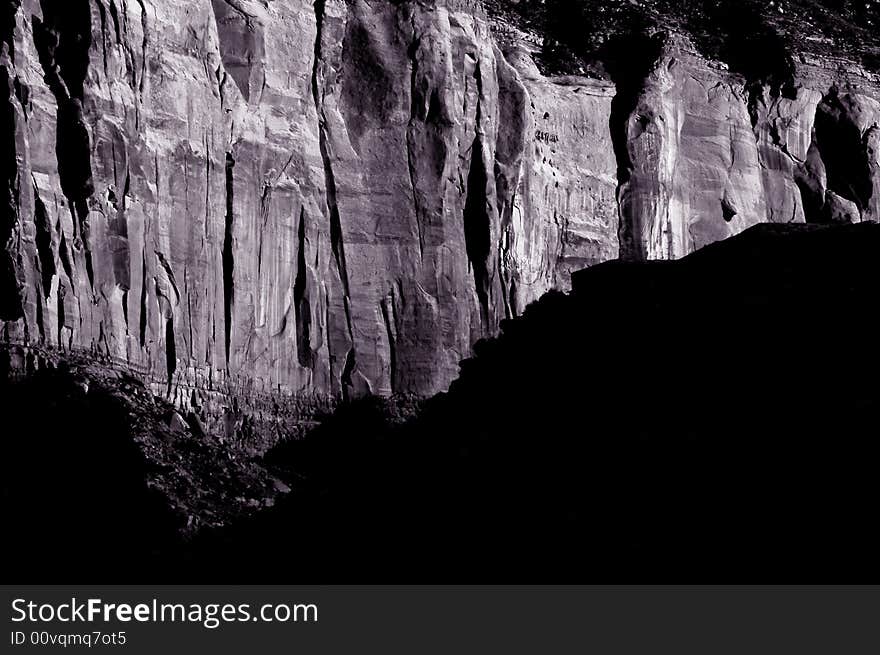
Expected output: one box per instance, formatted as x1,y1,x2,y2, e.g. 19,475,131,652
506,45,619,308
618,36,768,260
2,1,880,444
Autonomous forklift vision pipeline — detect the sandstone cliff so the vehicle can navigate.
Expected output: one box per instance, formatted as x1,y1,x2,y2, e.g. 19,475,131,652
2,1,880,433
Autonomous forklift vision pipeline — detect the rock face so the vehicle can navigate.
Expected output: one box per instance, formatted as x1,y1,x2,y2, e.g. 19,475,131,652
2,1,880,426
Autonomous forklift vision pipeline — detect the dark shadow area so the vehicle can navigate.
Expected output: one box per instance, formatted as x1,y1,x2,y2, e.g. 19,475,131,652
0,362,181,578
3,224,878,583
184,223,880,583
814,93,874,217
0,350,291,581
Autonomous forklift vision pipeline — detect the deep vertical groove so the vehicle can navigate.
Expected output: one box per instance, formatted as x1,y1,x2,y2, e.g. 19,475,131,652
312,0,357,391
222,151,235,365
138,249,147,347
312,0,350,299
463,62,491,326
32,180,56,297
463,134,491,325
164,316,176,395
293,206,313,369
340,347,356,400
56,283,65,346
380,294,397,394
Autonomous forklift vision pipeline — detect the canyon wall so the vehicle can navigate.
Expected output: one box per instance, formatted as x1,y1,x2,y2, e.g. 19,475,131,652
2,1,880,431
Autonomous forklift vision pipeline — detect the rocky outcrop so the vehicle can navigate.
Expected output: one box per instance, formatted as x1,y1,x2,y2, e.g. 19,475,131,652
614,34,880,261
2,1,880,442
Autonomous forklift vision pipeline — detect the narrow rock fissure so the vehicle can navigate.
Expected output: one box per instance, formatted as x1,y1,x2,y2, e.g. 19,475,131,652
463,133,491,325
56,284,65,346
313,0,357,390
164,315,176,395
293,206,313,369
222,151,235,365
32,180,56,297
380,294,397,394
340,347,356,400
138,249,147,348
463,61,491,326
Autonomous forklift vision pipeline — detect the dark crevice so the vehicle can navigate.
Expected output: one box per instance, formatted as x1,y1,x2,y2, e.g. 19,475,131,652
380,294,397,395
508,277,519,318
55,99,94,203
463,134,491,326
153,250,179,302
293,207,313,369
463,61,491,326
13,77,28,115
58,230,73,282
222,151,235,366
138,249,147,348
318,128,350,300
164,316,176,395
74,199,95,291
108,0,121,44
32,180,56,297
34,278,45,340
255,183,270,285
404,135,425,259
56,283,65,345
135,0,147,97
33,2,91,100
794,135,827,224
340,347,356,402
721,197,737,223
497,225,513,321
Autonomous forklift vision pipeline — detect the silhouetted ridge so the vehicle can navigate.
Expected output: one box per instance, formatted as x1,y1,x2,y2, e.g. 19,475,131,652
191,223,880,582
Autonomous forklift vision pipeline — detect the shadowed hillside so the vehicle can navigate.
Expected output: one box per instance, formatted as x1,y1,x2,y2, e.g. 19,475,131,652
186,223,880,582
0,350,294,579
